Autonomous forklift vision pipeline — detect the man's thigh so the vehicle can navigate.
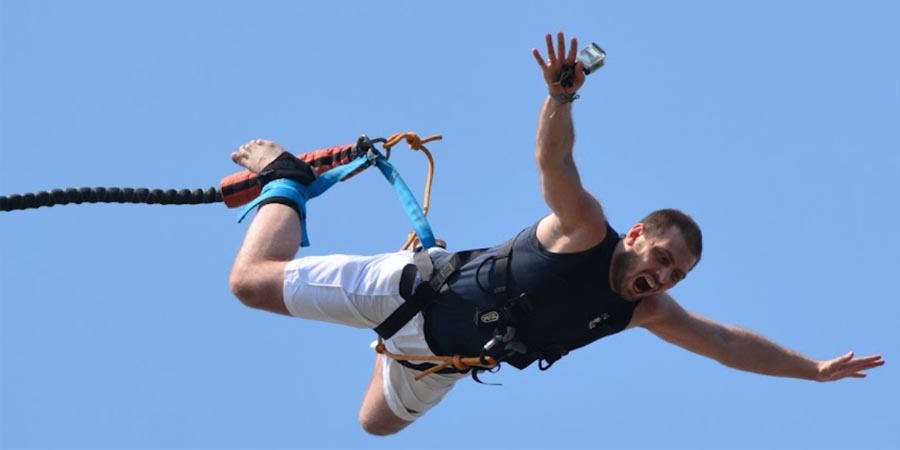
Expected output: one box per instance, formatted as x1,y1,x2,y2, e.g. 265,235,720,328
282,252,411,327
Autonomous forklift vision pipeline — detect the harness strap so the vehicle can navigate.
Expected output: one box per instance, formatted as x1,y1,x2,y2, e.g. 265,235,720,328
370,156,436,250
489,238,514,295
374,249,462,340
374,338,497,381
373,264,424,339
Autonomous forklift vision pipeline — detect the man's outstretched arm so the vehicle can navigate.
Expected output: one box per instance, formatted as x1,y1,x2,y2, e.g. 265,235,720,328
631,293,885,381
532,32,606,252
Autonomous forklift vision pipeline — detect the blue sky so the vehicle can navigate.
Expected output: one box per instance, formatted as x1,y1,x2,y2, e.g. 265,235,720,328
1,1,898,449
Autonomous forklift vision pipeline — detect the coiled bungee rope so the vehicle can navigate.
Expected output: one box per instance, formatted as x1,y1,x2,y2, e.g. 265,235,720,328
0,187,222,211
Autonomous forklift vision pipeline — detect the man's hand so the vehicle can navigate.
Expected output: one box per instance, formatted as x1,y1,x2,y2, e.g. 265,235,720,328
532,32,585,96
815,352,885,382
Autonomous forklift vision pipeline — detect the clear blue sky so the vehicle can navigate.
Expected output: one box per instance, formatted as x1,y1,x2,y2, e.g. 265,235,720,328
2,1,898,449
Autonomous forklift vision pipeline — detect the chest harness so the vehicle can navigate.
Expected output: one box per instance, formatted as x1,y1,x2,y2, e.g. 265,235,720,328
373,225,636,382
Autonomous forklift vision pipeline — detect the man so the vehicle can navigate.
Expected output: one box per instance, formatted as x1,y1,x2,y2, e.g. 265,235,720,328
227,32,884,436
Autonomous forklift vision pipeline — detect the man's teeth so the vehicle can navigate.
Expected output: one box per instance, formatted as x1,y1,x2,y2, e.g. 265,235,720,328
637,275,657,293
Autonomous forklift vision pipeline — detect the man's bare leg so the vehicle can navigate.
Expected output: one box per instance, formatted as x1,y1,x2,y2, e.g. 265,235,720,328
359,355,411,436
229,139,409,433
229,139,299,315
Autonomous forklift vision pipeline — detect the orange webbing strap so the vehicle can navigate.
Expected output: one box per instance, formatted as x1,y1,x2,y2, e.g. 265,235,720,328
374,337,497,381
382,132,442,251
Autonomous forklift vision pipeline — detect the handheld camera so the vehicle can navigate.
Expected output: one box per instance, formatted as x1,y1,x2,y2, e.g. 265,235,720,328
559,42,606,88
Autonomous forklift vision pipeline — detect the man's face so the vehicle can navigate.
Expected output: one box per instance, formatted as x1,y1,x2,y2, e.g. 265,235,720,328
610,223,697,301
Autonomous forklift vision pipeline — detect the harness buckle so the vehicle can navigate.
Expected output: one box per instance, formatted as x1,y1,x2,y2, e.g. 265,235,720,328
482,326,517,354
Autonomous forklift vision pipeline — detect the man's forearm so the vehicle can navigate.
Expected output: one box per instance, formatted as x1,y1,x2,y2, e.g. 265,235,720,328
717,325,820,380
535,96,575,168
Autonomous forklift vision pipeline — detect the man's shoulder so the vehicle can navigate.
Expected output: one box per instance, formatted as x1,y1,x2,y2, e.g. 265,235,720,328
630,293,682,328
536,213,610,253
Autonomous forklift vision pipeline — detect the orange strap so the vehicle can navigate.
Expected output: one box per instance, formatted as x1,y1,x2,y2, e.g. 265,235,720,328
374,337,497,381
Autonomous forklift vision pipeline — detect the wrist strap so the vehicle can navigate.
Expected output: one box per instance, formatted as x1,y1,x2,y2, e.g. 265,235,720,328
549,91,579,103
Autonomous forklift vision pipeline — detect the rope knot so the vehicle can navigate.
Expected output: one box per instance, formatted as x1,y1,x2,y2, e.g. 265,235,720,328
404,133,423,150
384,132,443,152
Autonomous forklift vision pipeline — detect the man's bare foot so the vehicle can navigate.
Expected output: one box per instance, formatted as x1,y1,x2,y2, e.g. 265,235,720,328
231,138,287,174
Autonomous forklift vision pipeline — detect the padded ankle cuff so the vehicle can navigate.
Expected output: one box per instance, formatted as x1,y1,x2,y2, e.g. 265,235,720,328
257,152,317,187
237,179,314,247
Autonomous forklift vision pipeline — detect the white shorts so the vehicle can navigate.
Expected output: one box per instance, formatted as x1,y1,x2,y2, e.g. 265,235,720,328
282,249,465,421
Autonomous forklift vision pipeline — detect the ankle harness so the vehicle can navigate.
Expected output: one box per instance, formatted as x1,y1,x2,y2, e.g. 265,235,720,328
235,136,436,248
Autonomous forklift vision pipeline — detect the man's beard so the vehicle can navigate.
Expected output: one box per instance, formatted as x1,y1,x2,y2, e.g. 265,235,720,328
610,249,640,299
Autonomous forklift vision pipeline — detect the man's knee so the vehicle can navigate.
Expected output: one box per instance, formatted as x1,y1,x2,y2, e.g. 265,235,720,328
358,412,409,436
228,262,287,313
228,268,259,308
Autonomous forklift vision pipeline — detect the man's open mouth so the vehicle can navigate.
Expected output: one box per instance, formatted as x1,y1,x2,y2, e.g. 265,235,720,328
634,274,658,294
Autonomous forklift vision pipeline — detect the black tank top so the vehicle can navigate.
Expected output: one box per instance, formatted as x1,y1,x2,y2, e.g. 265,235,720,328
423,220,641,369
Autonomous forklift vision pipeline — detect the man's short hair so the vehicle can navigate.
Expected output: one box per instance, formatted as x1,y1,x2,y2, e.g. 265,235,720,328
640,209,703,268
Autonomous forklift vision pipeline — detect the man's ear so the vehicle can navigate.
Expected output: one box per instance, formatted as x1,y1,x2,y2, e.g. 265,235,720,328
624,223,644,246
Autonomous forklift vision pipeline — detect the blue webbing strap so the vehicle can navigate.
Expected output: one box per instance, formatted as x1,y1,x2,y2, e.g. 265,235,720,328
372,156,437,249
238,150,436,249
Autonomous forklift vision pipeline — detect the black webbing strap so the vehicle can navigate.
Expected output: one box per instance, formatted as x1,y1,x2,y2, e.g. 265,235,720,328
374,264,421,340
489,238,514,297
373,249,463,340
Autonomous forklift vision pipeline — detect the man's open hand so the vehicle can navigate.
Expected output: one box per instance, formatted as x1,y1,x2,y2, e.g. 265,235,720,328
532,32,585,96
816,352,884,381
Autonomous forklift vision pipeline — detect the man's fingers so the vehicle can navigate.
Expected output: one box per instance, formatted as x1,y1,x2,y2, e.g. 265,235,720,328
567,37,578,62
545,33,556,62
854,354,884,364
829,356,884,379
843,355,884,371
556,32,566,64
532,48,548,70
850,360,885,372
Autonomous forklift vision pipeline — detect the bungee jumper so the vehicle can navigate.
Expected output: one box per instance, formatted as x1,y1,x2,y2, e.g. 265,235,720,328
1,32,885,436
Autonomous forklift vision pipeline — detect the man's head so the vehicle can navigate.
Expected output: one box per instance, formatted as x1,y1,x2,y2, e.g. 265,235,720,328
610,209,703,301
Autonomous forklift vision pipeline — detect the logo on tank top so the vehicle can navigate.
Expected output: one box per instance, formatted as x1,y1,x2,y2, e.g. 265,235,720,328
588,313,611,330
480,311,501,324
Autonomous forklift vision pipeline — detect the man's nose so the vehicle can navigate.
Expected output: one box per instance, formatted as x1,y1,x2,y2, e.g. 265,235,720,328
657,267,673,287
